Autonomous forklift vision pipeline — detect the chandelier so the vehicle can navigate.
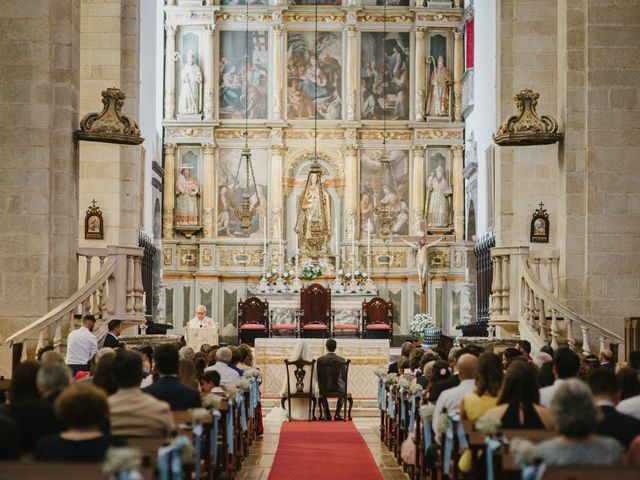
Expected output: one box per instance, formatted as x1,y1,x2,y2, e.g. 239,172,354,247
230,2,259,231
294,3,330,261
373,1,398,242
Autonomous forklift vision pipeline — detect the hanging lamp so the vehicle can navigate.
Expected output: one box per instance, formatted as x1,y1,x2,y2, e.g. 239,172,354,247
294,2,330,261
230,2,260,231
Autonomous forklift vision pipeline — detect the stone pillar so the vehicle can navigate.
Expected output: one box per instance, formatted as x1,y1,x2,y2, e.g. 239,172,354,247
203,24,215,120
163,144,177,239
270,145,285,239
453,28,464,122
452,145,464,240
344,145,358,216
271,23,284,120
411,146,425,234
346,25,358,121
414,28,426,121
202,143,216,237
164,24,177,119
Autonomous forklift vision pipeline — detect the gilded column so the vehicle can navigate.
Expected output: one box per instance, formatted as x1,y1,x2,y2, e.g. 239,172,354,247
203,24,215,120
411,145,425,234
162,144,177,239
164,24,177,119
271,23,284,120
452,145,464,240
202,143,216,237
453,28,464,122
414,28,426,121
270,144,285,240
346,25,358,121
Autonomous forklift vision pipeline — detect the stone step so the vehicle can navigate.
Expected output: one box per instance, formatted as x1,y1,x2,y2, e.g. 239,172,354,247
260,398,380,418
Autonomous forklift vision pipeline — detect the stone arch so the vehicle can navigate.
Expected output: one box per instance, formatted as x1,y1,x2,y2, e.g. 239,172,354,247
282,148,345,196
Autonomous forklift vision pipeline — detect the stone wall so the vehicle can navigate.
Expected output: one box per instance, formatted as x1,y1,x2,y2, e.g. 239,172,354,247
0,0,81,339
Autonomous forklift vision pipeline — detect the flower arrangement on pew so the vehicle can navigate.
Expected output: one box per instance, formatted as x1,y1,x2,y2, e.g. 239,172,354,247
103,447,143,480
202,393,224,410
386,373,398,386
190,408,211,424
475,415,501,436
235,378,251,392
398,377,411,391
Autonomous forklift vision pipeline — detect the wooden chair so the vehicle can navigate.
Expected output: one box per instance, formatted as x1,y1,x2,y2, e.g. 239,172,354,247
299,283,331,338
316,357,352,421
362,297,393,341
282,358,316,421
237,297,269,345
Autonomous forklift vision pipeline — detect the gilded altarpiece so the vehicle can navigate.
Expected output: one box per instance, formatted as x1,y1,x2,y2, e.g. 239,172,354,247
161,1,471,342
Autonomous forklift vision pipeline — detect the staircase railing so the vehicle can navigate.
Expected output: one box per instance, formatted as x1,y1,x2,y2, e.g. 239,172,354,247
5,245,146,361
490,246,623,355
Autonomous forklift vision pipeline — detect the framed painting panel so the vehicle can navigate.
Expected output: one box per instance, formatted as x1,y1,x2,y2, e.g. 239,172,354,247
425,31,452,118
175,146,202,228
425,148,452,229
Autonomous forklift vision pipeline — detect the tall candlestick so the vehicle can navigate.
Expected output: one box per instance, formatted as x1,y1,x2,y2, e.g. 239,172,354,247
367,219,371,256
335,235,340,271
351,218,356,263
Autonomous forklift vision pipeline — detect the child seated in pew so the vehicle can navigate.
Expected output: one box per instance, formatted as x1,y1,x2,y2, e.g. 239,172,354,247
200,371,223,395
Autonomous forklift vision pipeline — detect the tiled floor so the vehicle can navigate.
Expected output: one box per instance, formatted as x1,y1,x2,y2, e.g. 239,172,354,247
237,417,407,480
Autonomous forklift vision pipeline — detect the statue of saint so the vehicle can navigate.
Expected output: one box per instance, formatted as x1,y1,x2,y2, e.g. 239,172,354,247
426,56,452,117
296,172,331,247
176,166,200,225
426,165,452,227
178,49,203,114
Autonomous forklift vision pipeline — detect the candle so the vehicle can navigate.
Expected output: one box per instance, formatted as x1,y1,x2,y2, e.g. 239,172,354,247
367,219,371,256
351,218,356,260
263,223,267,252
335,235,340,271
465,267,469,283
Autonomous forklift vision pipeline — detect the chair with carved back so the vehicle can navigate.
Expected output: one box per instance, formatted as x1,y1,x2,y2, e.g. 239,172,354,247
362,297,393,341
299,283,332,338
237,297,269,345
316,356,353,421
281,358,316,421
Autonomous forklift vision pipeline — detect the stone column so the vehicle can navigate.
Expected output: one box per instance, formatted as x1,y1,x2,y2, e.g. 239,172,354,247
346,25,358,121
414,28,426,121
270,145,285,239
452,145,464,240
411,145,425,233
344,145,358,216
164,24,177,119
453,28,464,122
203,24,215,120
202,143,216,237
163,144,177,239
271,23,284,120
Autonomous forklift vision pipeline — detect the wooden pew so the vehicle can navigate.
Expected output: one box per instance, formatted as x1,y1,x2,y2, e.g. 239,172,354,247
541,466,640,480
0,462,154,480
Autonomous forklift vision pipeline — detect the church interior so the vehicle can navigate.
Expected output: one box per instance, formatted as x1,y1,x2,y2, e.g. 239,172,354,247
1,0,640,478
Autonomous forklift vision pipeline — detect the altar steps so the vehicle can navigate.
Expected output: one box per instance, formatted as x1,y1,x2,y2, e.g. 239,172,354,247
260,398,381,418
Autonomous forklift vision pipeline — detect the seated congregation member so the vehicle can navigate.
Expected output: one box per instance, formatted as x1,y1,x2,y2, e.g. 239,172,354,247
482,361,553,429
2,361,63,452
200,371,223,394
432,354,478,442
143,344,201,411
179,359,199,390
628,350,640,370
538,379,624,466
237,343,255,370
92,351,118,395
415,350,440,388
515,340,532,363
398,358,415,383
103,320,123,349
179,346,195,362
501,347,524,368
34,383,125,462
65,314,98,376
539,346,580,408
430,347,481,403
37,362,71,405
228,346,244,376
108,350,174,437
599,348,616,371
193,352,208,382
617,367,640,401
588,368,640,449
388,342,414,374
317,338,348,421
204,347,240,387
425,360,451,402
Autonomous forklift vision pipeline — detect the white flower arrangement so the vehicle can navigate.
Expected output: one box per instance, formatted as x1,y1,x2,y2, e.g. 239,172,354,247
509,437,540,465
386,373,398,385
243,368,257,378
102,447,142,477
189,408,211,425
301,261,323,280
398,377,411,390
374,366,388,379
225,384,239,401
475,414,502,436
419,404,436,421
202,394,224,409
235,378,251,392
410,313,435,339
409,383,423,395
438,412,450,433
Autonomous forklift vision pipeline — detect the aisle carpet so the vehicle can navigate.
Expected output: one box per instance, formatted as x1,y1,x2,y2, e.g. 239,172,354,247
268,422,383,480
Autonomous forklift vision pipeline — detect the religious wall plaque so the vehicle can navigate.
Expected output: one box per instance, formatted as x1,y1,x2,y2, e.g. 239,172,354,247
530,203,550,243
84,199,104,240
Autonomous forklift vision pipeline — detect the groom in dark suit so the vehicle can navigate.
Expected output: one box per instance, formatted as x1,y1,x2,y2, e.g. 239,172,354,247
317,338,348,421
103,320,122,349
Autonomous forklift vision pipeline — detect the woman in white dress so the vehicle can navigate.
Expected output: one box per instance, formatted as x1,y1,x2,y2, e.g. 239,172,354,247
265,340,317,422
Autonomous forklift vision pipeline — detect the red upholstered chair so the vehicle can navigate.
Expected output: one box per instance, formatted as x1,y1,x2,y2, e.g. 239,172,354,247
299,283,332,338
362,297,393,341
238,297,269,345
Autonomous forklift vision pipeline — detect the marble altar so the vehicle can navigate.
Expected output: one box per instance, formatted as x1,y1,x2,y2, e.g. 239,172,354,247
254,338,389,400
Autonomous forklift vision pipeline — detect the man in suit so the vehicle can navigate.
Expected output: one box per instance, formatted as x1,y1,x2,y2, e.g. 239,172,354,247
109,350,175,437
598,348,616,371
588,367,640,449
103,320,123,349
317,338,348,420
143,344,201,410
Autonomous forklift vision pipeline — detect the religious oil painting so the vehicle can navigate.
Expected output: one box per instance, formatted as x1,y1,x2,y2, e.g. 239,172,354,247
177,32,202,116
360,149,409,238
425,149,452,229
220,0,267,5
176,147,201,227
219,31,269,119
287,31,343,120
426,32,452,117
291,0,341,5
361,0,410,5
217,149,268,238
360,32,410,121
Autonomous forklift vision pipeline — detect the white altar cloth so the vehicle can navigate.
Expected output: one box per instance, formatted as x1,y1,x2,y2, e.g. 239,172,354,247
254,338,389,399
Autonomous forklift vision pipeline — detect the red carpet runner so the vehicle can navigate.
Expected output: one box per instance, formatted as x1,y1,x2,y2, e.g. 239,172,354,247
268,422,383,480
